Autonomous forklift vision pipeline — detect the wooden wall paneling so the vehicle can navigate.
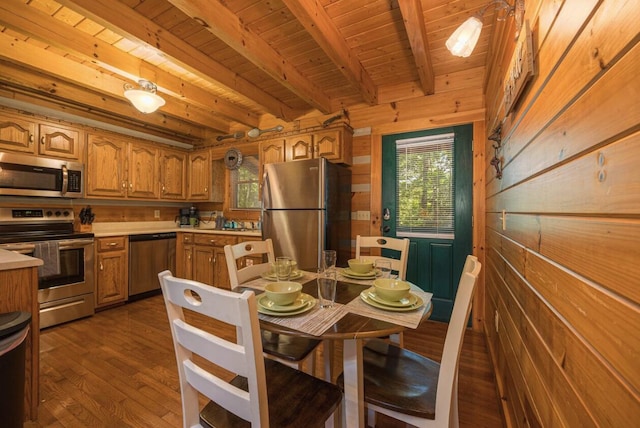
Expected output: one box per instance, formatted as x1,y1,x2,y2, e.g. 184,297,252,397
488,132,640,215
369,132,382,236
506,254,639,427
485,263,534,428
497,0,637,177
493,41,640,193
472,120,486,329
488,228,640,426
538,216,640,304
485,0,599,134
349,87,484,131
487,212,542,253
525,250,640,394
494,254,596,427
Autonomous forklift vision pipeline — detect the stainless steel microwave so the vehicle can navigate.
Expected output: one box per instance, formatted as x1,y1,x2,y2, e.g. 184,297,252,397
0,152,84,198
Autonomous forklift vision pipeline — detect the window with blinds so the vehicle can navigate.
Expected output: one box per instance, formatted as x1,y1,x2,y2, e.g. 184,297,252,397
395,133,455,239
230,155,260,209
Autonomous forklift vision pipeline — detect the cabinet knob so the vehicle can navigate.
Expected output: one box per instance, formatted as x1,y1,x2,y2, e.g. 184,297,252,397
209,239,216,244
208,257,213,264
99,262,104,271
108,242,117,246
29,134,34,144
40,136,45,145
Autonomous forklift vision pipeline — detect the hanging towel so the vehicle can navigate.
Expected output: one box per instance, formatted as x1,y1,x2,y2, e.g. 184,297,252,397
33,241,61,278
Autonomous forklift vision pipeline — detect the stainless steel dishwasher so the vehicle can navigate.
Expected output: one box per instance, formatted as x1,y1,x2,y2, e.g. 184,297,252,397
129,232,176,299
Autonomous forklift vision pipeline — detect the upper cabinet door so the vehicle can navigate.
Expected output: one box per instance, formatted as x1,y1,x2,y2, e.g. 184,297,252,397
38,123,81,160
128,143,160,199
286,134,313,161
160,149,187,200
0,111,36,154
86,134,127,198
188,150,211,200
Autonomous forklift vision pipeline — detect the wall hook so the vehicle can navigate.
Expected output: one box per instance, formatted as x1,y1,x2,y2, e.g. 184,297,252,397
489,124,503,179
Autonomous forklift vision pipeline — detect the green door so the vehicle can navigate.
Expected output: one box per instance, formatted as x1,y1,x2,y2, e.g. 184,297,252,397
381,124,473,321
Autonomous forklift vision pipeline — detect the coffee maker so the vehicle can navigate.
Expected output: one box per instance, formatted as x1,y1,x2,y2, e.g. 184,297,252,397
179,208,190,227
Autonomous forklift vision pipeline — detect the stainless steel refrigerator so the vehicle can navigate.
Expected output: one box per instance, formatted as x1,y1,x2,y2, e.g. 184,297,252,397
261,158,351,271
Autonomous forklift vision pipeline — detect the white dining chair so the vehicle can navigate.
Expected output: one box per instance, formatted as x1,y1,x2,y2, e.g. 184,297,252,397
339,255,481,428
158,270,342,428
224,239,320,374
355,235,410,280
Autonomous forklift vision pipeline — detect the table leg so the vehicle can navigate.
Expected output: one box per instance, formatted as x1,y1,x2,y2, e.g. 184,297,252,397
342,338,364,428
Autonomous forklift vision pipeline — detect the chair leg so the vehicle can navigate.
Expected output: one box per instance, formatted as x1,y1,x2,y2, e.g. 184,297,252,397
323,339,334,381
389,331,404,347
367,408,376,427
452,371,460,428
325,401,342,428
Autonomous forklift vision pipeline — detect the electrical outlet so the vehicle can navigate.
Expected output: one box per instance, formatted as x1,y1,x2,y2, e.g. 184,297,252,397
356,211,371,221
494,310,500,333
154,209,160,219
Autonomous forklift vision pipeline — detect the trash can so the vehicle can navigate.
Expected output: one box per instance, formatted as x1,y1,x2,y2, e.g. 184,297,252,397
0,311,32,428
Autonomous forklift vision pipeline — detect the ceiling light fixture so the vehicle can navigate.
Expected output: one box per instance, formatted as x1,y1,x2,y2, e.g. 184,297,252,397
247,125,284,138
123,79,166,113
446,0,524,58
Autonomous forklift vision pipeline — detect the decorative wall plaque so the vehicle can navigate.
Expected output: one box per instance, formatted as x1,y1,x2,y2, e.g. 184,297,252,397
503,20,535,115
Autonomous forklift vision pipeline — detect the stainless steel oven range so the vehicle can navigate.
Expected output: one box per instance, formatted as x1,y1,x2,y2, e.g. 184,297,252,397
0,207,94,329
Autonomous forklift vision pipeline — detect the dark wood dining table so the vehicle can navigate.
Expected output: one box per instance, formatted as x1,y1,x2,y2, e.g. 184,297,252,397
254,277,433,427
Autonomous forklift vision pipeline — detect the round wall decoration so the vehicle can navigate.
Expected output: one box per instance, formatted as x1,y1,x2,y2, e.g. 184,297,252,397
224,148,243,170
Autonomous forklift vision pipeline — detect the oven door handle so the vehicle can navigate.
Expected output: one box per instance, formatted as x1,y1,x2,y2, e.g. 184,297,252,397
58,239,94,250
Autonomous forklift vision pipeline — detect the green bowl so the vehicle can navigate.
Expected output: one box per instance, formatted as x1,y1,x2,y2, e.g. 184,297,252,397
264,281,302,306
373,278,411,302
348,258,374,274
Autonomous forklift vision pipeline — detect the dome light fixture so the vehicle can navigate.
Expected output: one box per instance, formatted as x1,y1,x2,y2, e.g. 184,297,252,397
446,0,524,58
123,79,166,113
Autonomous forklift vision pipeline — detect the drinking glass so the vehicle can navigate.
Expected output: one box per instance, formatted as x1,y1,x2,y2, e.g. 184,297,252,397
275,257,292,282
317,268,337,308
322,249,337,272
375,260,392,279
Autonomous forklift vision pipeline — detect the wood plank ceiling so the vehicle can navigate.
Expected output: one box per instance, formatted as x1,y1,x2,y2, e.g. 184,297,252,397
0,0,498,146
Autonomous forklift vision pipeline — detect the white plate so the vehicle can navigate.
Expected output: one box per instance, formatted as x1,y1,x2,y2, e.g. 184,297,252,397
257,293,309,312
257,294,316,316
360,290,423,312
364,287,418,307
342,268,379,279
260,270,305,281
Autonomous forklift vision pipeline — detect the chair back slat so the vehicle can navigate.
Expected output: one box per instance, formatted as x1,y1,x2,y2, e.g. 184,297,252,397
355,235,410,280
225,239,276,288
158,270,268,427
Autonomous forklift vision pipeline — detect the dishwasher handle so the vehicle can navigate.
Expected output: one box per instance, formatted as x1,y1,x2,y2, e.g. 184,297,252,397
129,232,177,242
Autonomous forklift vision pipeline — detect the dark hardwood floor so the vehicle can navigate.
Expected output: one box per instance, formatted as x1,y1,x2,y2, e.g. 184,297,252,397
26,295,504,427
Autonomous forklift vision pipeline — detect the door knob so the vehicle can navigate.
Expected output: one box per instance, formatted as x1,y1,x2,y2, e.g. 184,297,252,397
383,208,390,221
381,225,391,233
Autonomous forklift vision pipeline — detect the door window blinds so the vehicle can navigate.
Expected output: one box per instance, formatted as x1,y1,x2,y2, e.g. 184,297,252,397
395,133,455,239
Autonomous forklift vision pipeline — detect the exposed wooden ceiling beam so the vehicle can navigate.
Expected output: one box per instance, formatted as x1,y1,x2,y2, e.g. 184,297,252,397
398,0,435,95
166,0,333,114
281,0,378,106
0,61,207,143
0,31,230,134
0,0,255,129
59,0,300,122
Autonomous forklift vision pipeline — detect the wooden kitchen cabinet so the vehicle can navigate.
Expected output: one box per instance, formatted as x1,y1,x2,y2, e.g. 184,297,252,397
0,110,82,160
286,125,352,165
127,143,159,199
0,110,36,153
86,133,128,198
95,236,129,308
192,234,237,289
160,148,187,200
188,149,211,200
87,133,163,200
176,233,194,279
38,123,82,160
